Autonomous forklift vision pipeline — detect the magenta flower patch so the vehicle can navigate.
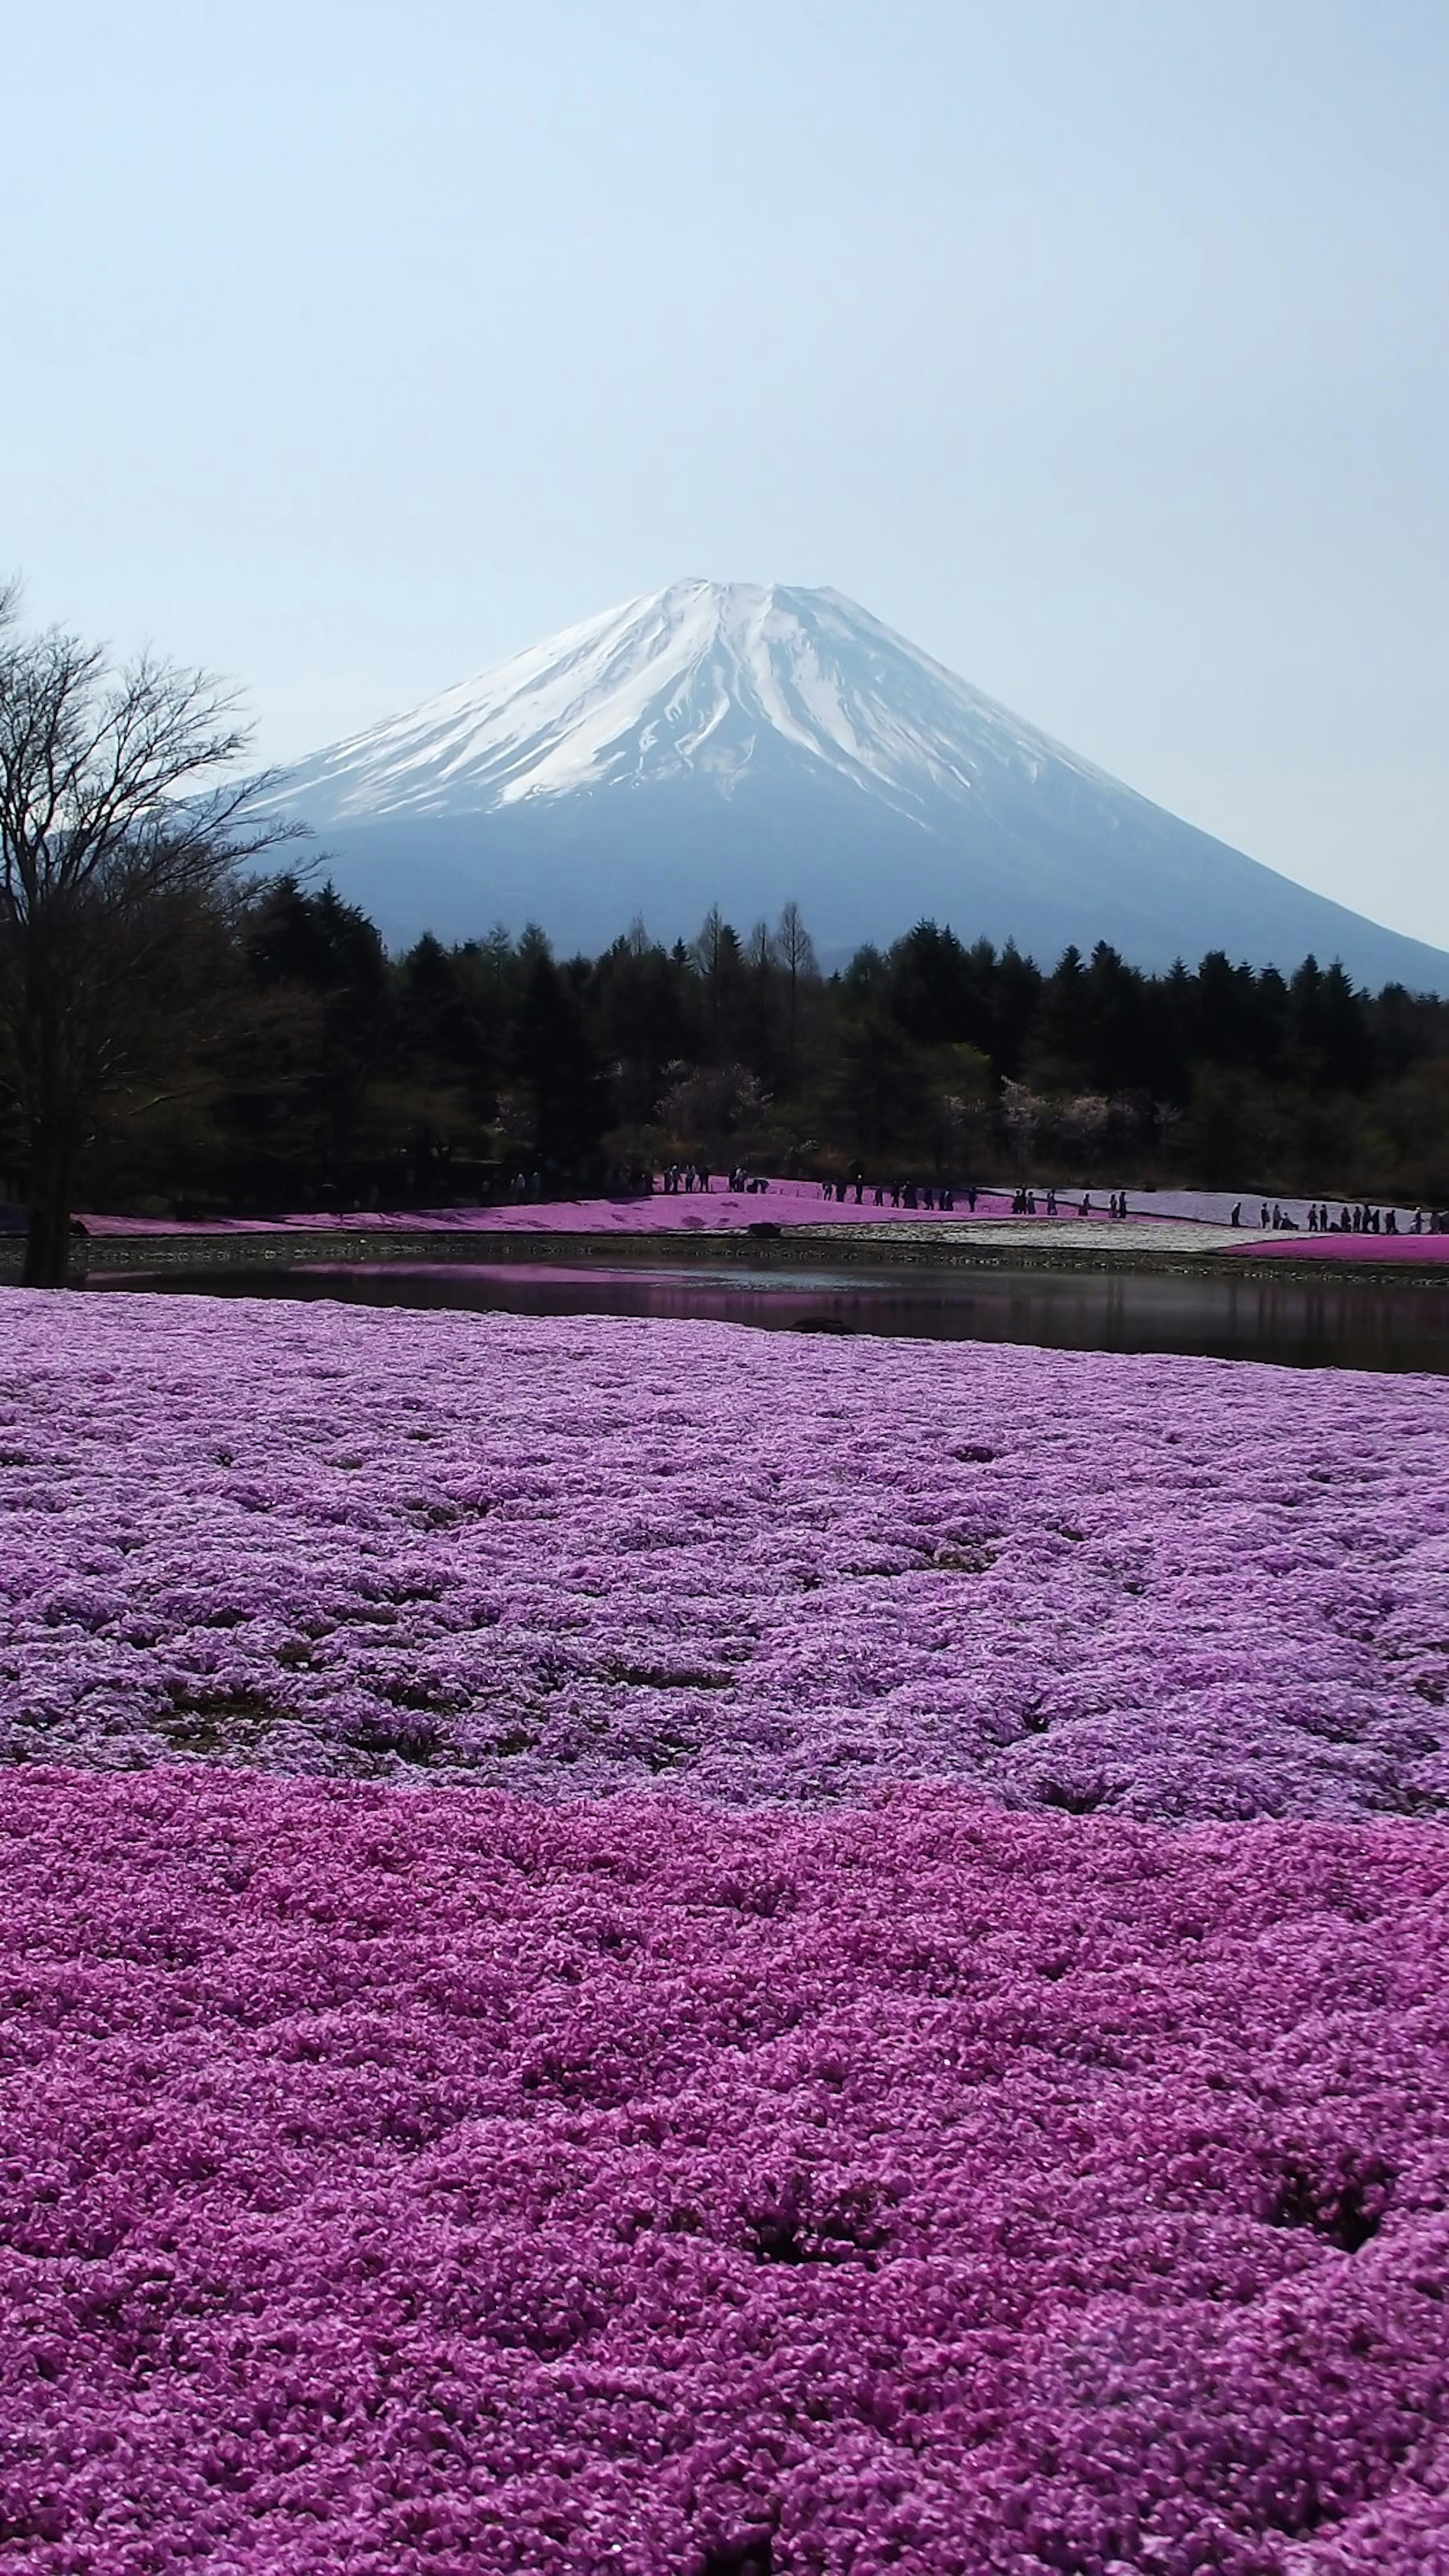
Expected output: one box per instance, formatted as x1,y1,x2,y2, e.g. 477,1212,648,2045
1,1292,1445,1819
78,1180,1054,1237
1,1772,1447,2574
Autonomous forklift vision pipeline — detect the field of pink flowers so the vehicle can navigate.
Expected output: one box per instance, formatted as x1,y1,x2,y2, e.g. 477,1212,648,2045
2,1291,1445,1819
4,1289,1448,2571
80,1183,1027,1239
3,1767,1447,2576
76,1183,1439,1243
1228,1234,1449,1266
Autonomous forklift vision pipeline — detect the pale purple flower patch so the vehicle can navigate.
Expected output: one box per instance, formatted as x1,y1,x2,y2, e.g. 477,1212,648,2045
2,1292,1445,1819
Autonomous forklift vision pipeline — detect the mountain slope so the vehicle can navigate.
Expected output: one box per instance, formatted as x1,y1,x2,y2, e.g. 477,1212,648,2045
263,581,1449,988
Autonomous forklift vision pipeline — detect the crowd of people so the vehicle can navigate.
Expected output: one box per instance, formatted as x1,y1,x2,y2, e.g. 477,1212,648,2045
1008,1188,1134,1220
504,1162,1448,1233
655,1163,774,1195
1230,1200,1447,1235
813,1175,969,1210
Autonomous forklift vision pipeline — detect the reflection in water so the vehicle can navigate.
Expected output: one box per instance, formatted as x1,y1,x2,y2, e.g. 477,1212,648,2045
93,1259,1449,1372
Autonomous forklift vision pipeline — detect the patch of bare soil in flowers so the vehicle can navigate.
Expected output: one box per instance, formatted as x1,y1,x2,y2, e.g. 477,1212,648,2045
151,1686,286,1756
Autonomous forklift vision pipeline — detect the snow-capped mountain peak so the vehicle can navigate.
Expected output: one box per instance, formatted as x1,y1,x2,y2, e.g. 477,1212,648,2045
261,580,1449,993
271,580,1093,831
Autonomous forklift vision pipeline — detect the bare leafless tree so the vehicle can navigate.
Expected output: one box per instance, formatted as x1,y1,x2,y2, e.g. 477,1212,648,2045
775,898,818,1081
745,918,777,978
692,905,742,1051
0,587,299,1284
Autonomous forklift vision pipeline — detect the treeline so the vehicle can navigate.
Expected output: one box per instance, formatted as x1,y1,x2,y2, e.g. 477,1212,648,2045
11,878,1449,1215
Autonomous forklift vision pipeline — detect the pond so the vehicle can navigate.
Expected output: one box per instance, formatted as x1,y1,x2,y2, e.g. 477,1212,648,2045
92,1257,1449,1372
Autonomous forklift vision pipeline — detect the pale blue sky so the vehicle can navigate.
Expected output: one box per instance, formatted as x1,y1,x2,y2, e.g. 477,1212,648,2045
4,0,1446,944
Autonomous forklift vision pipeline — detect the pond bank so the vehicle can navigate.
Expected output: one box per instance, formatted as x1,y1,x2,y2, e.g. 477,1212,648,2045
40,1216,1449,1293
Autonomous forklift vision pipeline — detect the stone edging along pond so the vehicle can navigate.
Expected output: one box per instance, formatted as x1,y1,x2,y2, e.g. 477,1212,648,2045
14,1221,1449,1292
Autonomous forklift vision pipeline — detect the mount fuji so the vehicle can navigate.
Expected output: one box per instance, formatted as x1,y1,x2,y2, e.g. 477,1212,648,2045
263,581,1449,989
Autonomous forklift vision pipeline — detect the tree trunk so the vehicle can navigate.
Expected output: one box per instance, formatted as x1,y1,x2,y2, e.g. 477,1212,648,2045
22,1137,75,1289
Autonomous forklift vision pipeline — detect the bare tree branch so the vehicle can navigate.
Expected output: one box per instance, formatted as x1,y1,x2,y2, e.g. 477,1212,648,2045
0,593,306,1284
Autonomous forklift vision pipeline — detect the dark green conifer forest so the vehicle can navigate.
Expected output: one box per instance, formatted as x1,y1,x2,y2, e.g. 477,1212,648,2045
6,878,1447,1215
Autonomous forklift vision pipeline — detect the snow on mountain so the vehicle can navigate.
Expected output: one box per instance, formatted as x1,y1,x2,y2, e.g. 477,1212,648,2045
263,581,1449,990
273,579,1095,825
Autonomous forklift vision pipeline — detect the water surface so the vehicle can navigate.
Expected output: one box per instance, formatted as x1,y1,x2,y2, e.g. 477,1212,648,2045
92,1258,1449,1372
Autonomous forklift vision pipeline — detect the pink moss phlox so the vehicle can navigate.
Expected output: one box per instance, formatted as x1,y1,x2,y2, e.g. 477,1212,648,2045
79,1181,1030,1238
1,1294,1446,1818
1227,1233,1449,1265
2,1772,1447,2573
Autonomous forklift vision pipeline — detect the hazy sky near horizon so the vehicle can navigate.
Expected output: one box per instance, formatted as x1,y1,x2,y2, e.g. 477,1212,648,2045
4,0,1446,946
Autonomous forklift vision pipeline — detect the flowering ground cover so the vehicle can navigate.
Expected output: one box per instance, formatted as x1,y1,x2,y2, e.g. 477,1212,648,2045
1226,1234,1449,1266
78,1184,1033,1238
1106,1192,1424,1231
2,1292,1446,1819
5,1293,1449,2570
75,1187,1289,1241
74,1186,1435,1243
2,1766,1446,2576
